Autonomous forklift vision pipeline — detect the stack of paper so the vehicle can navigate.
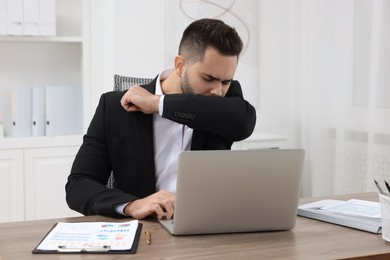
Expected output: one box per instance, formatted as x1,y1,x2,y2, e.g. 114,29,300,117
298,199,382,233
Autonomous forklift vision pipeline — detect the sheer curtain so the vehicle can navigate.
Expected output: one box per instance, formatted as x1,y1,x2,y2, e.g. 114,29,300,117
296,0,390,196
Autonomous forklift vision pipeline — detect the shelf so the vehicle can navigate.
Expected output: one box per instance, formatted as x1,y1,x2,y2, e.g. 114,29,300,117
0,36,83,43
0,135,83,150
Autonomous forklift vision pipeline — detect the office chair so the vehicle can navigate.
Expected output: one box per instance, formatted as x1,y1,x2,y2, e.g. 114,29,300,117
106,74,153,189
113,74,153,91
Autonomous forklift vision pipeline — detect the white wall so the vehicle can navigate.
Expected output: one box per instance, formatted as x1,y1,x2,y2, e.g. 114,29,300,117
88,0,167,117
257,0,300,147
114,0,166,77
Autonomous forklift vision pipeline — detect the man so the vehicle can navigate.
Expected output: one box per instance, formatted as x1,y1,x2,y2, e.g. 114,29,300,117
66,18,256,220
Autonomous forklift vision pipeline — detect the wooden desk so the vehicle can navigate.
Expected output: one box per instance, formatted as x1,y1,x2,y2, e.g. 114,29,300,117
1,193,389,259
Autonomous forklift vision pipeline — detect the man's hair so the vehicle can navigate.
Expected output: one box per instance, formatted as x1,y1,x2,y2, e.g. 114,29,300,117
178,18,243,63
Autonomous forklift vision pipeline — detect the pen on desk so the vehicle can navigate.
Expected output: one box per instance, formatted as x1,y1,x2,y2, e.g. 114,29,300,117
374,179,385,195
145,229,151,245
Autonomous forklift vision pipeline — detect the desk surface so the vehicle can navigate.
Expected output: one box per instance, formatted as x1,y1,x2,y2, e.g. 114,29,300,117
1,193,389,260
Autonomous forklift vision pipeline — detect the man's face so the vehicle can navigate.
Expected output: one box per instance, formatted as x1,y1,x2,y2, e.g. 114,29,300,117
180,47,238,96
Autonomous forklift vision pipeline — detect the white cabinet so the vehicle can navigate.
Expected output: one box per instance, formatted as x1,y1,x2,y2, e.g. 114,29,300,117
0,149,24,222
24,146,82,221
0,136,83,222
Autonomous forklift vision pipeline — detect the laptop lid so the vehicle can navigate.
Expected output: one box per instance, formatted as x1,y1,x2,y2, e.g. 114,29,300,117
159,149,305,235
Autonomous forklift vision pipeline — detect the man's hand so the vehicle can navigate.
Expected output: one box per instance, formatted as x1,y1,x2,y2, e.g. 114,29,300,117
124,190,175,220
120,85,160,114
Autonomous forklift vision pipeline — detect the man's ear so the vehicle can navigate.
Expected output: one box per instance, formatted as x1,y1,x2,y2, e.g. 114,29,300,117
174,55,185,77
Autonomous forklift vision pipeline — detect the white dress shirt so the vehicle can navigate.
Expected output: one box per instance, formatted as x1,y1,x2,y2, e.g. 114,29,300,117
154,68,193,193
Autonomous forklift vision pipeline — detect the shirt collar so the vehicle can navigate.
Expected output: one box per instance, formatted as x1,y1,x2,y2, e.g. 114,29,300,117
155,68,174,95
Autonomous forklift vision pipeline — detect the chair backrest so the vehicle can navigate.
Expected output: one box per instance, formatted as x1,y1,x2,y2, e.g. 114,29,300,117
113,74,153,91
106,74,154,189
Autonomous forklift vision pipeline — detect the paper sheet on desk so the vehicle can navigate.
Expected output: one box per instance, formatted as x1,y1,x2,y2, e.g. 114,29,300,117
298,199,382,233
299,199,345,209
300,199,381,218
321,199,381,218
36,220,139,251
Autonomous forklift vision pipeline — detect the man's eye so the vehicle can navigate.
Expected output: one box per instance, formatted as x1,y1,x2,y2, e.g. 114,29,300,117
203,78,213,82
222,81,231,85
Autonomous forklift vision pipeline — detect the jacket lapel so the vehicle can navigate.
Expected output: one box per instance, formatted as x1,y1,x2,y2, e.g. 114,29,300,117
134,78,158,192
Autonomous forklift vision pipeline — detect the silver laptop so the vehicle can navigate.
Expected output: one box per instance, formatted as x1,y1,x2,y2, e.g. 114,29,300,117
159,149,305,235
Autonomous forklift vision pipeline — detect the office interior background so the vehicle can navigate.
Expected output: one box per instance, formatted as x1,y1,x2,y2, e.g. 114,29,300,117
0,0,389,222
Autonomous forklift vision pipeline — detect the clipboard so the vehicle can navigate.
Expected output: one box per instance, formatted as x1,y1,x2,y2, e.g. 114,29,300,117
32,221,143,254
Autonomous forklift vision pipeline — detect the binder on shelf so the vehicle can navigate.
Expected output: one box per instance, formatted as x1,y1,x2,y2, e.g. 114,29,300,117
0,0,6,35
24,0,40,36
32,86,46,136
10,86,32,137
45,85,82,136
39,0,56,36
7,0,24,35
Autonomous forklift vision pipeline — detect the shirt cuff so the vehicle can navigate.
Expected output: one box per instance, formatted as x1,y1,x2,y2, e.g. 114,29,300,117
159,95,165,116
114,202,129,216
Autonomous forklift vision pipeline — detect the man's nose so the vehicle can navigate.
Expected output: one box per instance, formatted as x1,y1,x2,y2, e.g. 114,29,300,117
210,83,223,96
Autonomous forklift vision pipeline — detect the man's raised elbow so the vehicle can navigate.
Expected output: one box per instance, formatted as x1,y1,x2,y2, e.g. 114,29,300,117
234,110,257,141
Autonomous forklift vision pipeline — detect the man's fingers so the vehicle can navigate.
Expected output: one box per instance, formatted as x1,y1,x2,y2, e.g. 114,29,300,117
125,190,176,219
152,197,174,220
152,203,165,220
127,106,141,112
161,198,174,219
156,190,175,219
121,102,141,112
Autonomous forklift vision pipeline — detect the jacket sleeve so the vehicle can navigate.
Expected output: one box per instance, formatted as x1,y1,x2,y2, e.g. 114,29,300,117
65,93,138,218
162,80,257,141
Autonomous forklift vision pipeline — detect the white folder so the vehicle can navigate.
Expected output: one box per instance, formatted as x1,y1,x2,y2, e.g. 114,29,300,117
24,0,40,36
0,0,6,35
10,86,32,137
39,0,56,36
45,86,82,136
7,0,24,35
32,86,46,136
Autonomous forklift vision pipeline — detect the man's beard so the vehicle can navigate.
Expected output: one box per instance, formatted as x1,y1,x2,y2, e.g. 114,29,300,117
180,70,194,94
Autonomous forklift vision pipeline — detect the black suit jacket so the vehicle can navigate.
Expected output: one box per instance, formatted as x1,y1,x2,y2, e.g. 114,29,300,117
66,77,256,217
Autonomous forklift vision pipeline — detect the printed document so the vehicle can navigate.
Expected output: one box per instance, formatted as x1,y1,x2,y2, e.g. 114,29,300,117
37,220,139,251
299,199,381,218
320,199,381,218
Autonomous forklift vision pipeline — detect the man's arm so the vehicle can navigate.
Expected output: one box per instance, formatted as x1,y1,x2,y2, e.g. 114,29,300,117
66,93,138,218
120,85,160,114
162,80,256,141
121,80,256,141
66,91,177,219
